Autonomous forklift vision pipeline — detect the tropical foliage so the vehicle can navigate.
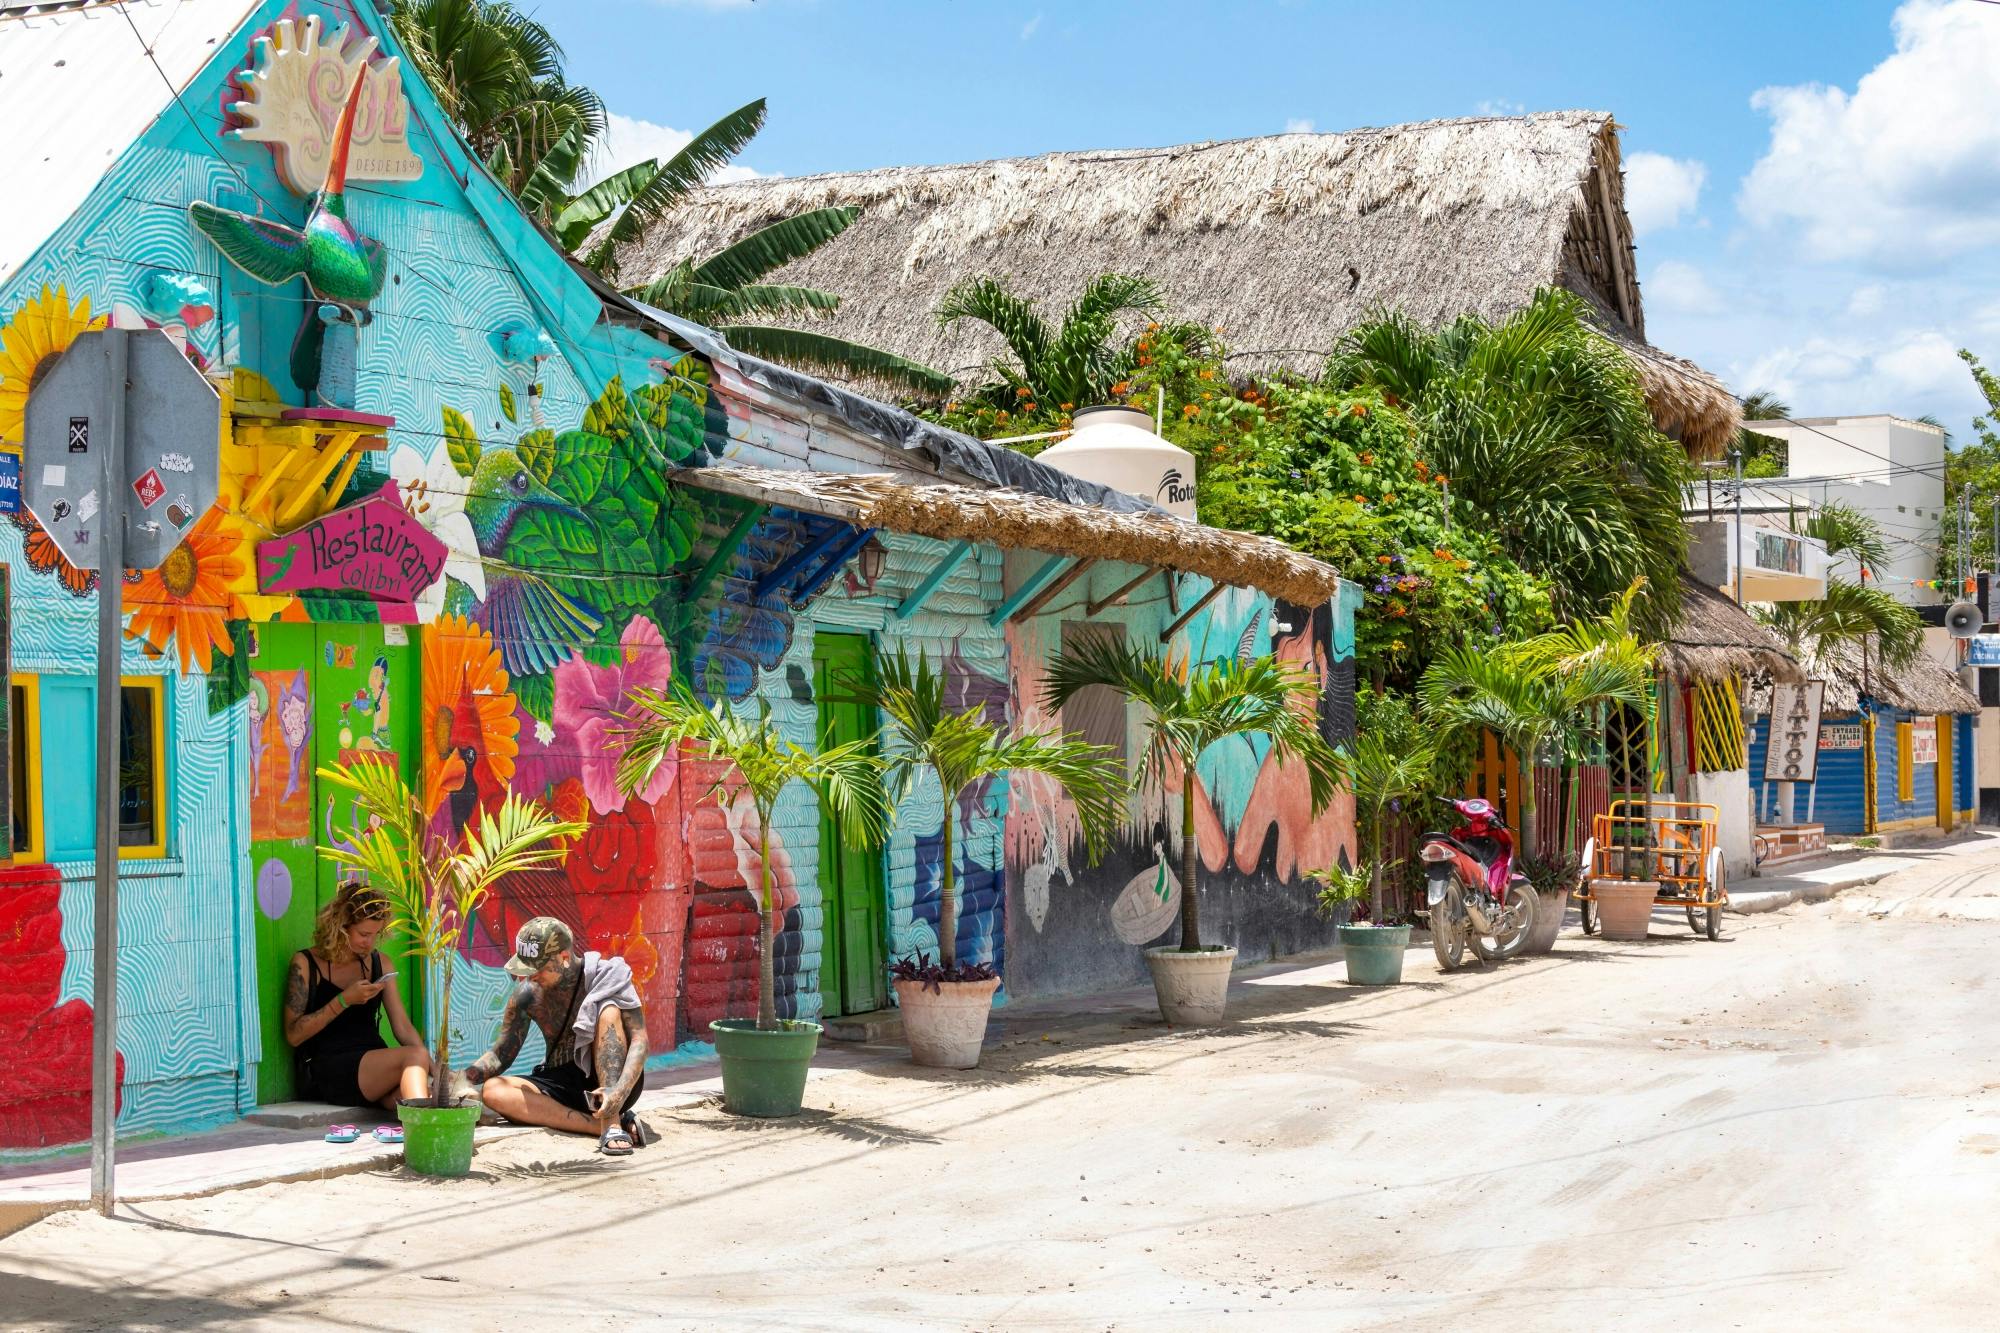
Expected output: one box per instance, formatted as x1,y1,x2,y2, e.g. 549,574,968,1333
1737,389,1791,479
390,0,603,194
1043,643,1340,952
1756,503,1923,672
937,273,1200,412
1941,347,2000,571
618,685,889,1030
1326,288,1693,631
316,756,586,1101
1418,581,1656,852
1330,713,1434,924
852,649,1125,971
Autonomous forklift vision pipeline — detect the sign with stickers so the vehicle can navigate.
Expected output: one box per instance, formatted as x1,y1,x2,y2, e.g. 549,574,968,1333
1819,722,1865,752
22,330,220,571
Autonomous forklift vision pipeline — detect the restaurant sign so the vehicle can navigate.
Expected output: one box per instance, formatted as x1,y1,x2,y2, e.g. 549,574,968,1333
257,482,444,619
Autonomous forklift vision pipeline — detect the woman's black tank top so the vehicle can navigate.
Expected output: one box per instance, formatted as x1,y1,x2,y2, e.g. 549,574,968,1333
296,949,386,1056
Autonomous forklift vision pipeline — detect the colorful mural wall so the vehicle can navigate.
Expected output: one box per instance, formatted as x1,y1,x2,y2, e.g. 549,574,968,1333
0,0,1355,1147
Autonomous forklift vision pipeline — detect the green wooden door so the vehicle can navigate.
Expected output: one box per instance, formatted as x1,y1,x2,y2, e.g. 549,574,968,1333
813,633,887,1016
249,622,421,1104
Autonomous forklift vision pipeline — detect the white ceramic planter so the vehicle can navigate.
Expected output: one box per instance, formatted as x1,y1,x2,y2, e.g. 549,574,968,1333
893,976,1001,1068
1144,945,1238,1026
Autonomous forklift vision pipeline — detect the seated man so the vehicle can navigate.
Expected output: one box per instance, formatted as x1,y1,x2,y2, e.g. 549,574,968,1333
463,917,651,1155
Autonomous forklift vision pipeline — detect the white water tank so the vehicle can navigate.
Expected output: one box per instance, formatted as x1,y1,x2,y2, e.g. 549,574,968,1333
1036,405,1197,519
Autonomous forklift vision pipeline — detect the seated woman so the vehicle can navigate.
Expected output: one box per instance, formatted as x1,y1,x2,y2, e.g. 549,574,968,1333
284,881,432,1111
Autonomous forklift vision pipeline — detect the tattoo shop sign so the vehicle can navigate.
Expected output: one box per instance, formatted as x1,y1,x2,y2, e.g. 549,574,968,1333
1762,681,1826,783
257,482,445,619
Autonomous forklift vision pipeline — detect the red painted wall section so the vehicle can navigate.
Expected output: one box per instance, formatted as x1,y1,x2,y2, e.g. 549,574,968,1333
0,864,123,1149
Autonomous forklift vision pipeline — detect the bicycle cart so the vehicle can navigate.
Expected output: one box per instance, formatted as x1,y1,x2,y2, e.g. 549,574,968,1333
1577,799,1728,939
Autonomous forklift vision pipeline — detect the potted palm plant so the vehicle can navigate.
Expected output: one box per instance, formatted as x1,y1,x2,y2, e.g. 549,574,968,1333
852,648,1124,1067
618,683,887,1116
1045,642,1340,1025
317,757,585,1177
1317,721,1435,984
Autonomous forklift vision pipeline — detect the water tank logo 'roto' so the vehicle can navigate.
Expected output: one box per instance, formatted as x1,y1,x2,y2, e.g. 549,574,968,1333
1157,468,1195,507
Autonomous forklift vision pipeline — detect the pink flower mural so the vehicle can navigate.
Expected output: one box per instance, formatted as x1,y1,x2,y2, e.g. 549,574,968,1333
553,614,676,814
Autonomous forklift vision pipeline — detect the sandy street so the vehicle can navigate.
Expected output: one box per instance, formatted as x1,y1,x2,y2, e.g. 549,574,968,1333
6,846,2000,1332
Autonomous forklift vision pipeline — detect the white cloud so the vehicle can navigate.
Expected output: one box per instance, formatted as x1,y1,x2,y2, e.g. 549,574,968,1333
1020,12,1042,39
1740,0,2000,265
1475,98,1524,116
1624,152,1707,235
1737,329,1980,420
1847,283,1889,318
583,111,767,189
1646,260,1724,316
1284,118,1314,134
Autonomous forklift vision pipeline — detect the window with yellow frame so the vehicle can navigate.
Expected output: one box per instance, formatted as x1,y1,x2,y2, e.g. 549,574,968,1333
10,673,168,862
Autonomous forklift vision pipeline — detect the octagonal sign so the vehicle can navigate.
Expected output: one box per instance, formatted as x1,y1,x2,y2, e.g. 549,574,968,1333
23,329,220,571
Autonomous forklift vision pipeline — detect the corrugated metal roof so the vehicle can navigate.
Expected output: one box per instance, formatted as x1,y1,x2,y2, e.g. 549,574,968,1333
0,0,260,282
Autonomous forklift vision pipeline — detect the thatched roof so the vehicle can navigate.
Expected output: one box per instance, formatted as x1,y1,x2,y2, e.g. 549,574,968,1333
1777,641,1980,717
672,462,1346,606
1657,576,1804,685
617,111,1741,458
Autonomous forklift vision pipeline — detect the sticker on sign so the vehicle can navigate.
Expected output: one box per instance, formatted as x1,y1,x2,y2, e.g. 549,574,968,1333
133,468,165,509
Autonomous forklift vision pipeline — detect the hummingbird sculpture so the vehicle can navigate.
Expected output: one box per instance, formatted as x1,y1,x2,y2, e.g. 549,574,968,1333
191,63,388,396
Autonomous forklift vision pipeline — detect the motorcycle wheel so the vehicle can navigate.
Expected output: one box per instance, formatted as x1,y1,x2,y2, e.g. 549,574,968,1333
1431,893,1467,971
1474,881,1540,962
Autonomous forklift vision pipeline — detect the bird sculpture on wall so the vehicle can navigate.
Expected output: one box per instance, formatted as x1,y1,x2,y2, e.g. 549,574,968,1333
190,63,388,397
461,446,603,677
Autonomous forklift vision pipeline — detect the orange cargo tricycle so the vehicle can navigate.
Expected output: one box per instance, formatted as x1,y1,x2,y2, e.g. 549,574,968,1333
1577,799,1728,940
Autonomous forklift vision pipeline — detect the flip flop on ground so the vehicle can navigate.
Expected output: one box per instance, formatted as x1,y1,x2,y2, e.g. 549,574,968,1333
620,1110,651,1149
597,1124,634,1156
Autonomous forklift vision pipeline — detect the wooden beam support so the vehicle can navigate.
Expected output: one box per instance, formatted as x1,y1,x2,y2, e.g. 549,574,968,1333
1159,580,1226,644
237,448,298,519
1592,155,1638,331
1009,557,1096,624
683,502,765,604
1086,566,1162,616
1166,571,1180,616
276,430,359,528
989,555,1070,627
787,527,877,607
894,540,973,622
316,447,365,518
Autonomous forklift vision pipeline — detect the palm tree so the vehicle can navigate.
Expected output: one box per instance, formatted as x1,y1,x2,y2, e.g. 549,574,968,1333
1334,727,1435,924
317,757,586,1099
391,0,603,194
618,685,888,1031
1327,287,1693,629
1738,390,1791,478
1756,502,1923,672
1043,643,1340,952
1419,582,1657,853
852,649,1125,970
938,273,1197,410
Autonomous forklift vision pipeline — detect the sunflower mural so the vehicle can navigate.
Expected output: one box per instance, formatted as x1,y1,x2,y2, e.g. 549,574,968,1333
124,509,246,673
422,614,520,830
0,285,106,447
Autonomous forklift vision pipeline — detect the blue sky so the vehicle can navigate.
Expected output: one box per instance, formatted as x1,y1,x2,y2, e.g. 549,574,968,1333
552,0,2000,441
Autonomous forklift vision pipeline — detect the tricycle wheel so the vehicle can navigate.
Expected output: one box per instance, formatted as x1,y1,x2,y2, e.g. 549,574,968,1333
1580,894,1599,936
1686,905,1704,935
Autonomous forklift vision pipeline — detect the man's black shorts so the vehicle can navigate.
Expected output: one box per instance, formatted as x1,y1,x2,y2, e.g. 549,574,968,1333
521,1058,642,1117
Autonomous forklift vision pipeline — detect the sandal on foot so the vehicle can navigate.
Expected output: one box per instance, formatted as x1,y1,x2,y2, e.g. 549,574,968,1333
324,1124,358,1144
597,1124,634,1156
372,1125,404,1144
620,1110,651,1149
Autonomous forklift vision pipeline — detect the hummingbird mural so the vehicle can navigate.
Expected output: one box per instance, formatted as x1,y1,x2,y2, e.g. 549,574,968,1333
462,446,603,677
191,63,388,397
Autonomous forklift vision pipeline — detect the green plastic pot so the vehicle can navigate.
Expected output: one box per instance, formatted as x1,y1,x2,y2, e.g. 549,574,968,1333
397,1101,481,1177
1339,923,1412,985
710,1018,822,1117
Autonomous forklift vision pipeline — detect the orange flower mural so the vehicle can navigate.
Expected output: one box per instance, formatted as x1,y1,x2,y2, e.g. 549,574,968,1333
123,509,243,673
422,614,519,822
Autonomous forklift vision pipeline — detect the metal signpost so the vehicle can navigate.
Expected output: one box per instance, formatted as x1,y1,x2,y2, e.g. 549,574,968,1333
23,329,219,1215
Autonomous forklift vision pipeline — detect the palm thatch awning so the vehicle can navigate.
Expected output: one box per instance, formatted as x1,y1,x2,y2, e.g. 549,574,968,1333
1780,641,1979,716
671,462,1346,606
1657,576,1805,685
617,111,1741,458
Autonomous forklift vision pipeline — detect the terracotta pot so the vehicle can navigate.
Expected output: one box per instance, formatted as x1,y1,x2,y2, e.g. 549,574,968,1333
1144,945,1237,1025
893,976,1001,1069
1522,886,1573,954
1592,879,1658,941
